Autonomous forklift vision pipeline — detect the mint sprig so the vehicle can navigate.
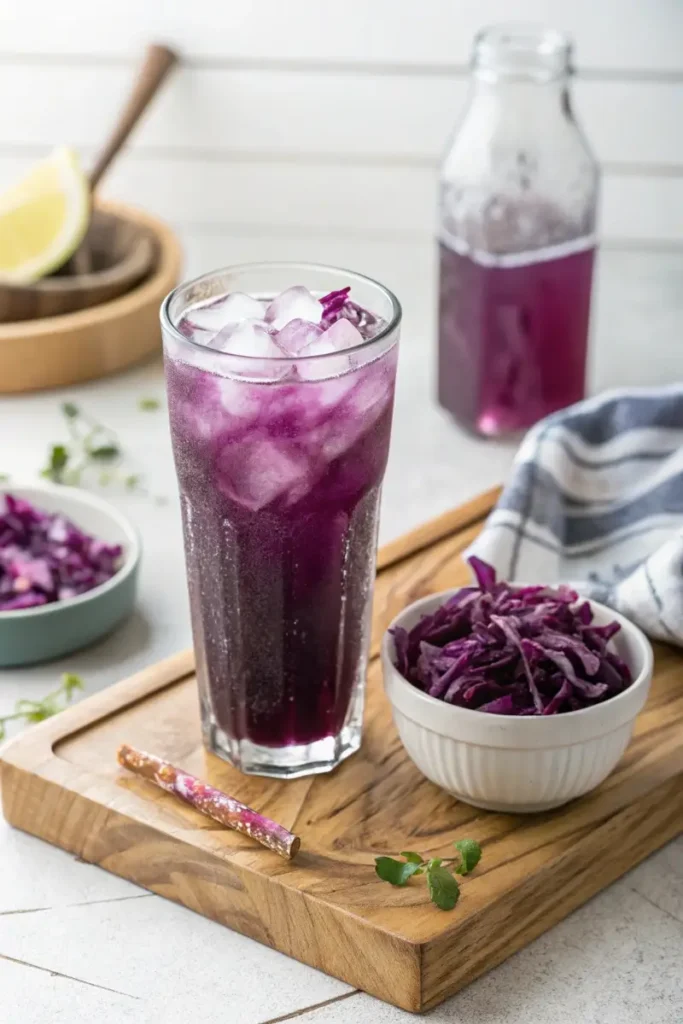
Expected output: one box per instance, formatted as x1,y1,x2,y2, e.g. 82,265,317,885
40,402,170,503
42,403,122,486
0,673,84,741
375,857,423,886
374,838,482,911
426,860,460,911
453,838,482,875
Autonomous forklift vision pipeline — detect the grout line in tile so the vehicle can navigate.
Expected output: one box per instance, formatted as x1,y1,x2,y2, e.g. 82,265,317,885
0,906,50,917
0,952,140,1000
0,892,153,918
257,990,359,1024
629,887,683,927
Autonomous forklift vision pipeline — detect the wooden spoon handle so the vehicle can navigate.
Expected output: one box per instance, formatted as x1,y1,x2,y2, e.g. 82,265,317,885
89,43,179,191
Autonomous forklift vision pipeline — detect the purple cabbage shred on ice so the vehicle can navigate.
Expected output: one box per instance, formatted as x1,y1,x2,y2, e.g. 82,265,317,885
0,494,123,611
392,556,632,716
320,287,380,335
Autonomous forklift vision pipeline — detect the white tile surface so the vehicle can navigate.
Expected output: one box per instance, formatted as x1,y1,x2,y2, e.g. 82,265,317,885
625,835,683,926
0,896,352,1024
292,880,683,1023
0,956,139,1024
0,239,681,1023
0,817,144,912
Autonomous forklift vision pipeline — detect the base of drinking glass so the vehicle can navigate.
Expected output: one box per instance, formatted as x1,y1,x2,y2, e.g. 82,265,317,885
204,721,362,779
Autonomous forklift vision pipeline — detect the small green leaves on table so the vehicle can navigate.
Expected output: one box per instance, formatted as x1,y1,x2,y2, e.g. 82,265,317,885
374,838,482,911
453,838,482,875
0,673,84,741
42,403,122,486
138,397,160,411
426,860,461,911
375,857,423,886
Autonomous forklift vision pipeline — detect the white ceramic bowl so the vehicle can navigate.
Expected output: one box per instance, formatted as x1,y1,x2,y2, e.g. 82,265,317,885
0,484,141,667
381,590,653,813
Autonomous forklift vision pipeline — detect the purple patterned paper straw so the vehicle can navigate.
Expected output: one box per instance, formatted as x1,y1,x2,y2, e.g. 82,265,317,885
117,744,300,859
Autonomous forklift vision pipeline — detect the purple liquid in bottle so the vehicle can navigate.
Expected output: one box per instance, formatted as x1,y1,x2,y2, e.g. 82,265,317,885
438,237,595,436
435,19,600,438
164,278,399,777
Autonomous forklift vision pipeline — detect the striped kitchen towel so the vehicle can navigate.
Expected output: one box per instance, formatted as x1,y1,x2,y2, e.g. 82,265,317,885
467,385,683,645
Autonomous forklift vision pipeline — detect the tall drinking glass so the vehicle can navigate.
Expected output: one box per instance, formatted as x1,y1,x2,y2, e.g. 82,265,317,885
161,263,401,778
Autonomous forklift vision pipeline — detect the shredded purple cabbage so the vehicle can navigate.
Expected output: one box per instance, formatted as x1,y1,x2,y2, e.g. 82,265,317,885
391,557,632,715
319,286,381,336
0,494,123,611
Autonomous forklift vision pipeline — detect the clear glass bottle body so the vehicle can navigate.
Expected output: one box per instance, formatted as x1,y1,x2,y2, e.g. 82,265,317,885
437,25,600,437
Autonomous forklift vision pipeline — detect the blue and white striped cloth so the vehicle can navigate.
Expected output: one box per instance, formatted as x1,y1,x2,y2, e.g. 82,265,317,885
468,386,683,646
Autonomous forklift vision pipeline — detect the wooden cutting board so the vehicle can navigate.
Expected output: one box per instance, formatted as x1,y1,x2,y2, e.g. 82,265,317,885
2,487,683,1013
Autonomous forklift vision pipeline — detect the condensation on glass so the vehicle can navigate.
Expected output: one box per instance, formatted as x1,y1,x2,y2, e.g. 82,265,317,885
161,264,401,778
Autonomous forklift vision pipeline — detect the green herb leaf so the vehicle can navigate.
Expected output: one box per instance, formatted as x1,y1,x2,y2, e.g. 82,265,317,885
61,673,84,698
0,673,85,741
15,697,57,723
89,444,121,462
453,838,482,875
375,856,423,887
139,397,160,411
0,472,10,482
41,443,70,482
427,863,460,911
375,839,483,910
44,402,150,496
62,401,80,419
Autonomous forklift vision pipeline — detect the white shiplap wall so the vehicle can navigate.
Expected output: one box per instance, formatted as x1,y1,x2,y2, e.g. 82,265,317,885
0,0,681,258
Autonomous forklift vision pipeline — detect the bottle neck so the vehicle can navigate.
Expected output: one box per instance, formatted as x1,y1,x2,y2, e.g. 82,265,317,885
468,72,572,119
472,24,573,85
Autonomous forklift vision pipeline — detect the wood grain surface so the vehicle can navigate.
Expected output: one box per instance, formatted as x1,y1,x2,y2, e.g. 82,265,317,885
0,201,181,393
0,209,156,322
2,490,682,1012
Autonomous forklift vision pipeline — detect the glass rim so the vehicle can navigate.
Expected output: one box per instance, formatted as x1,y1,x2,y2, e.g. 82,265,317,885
473,22,573,80
160,260,402,365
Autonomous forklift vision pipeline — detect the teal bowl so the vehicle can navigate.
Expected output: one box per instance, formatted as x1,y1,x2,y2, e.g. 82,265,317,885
0,484,141,667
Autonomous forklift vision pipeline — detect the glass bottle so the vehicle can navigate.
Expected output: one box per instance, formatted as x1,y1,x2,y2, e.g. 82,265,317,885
437,24,600,437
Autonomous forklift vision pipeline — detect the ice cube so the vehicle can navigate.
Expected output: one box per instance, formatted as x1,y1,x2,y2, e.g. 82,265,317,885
299,336,337,358
265,286,323,331
217,376,262,423
185,292,265,335
346,364,390,420
276,318,323,355
312,371,358,407
210,318,282,357
297,334,352,381
218,438,311,510
319,318,364,352
210,319,292,382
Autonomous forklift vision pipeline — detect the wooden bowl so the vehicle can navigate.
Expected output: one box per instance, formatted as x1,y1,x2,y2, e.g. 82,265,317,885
0,201,182,393
0,209,157,323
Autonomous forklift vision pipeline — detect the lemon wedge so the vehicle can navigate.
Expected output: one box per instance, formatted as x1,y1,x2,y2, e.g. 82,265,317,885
0,146,90,284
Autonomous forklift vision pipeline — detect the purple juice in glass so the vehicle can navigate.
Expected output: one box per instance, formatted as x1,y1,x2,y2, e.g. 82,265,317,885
438,235,595,436
162,265,401,778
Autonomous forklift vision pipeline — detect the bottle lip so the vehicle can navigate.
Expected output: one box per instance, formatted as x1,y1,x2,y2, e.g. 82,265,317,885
473,23,574,82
